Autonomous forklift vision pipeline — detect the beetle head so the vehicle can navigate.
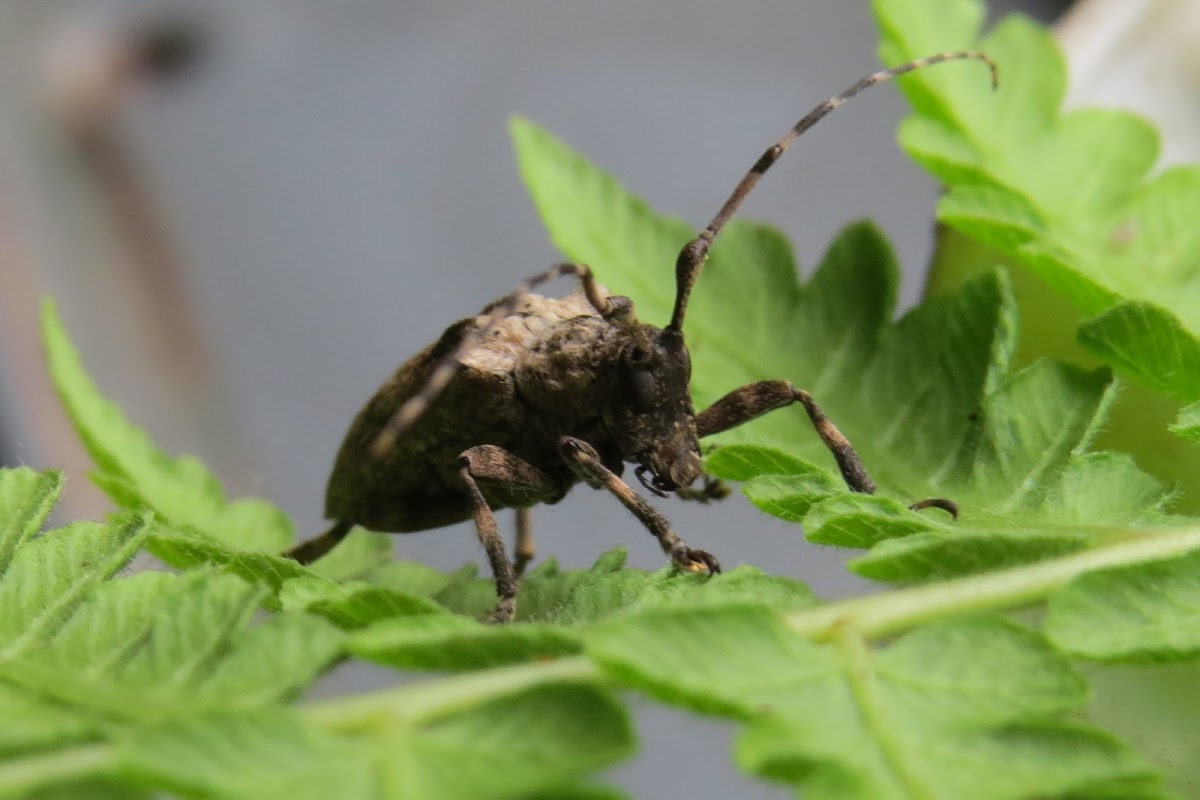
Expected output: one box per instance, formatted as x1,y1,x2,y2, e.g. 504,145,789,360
606,324,702,494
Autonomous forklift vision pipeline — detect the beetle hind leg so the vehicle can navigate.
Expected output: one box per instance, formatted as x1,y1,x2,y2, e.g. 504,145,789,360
558,436,721,574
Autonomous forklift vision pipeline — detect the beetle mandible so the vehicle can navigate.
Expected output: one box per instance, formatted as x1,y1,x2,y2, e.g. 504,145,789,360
287,51,997,621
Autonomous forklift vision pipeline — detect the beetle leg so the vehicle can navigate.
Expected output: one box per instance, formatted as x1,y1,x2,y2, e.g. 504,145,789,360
458,445,561,622
558,436,721,575
514,507,535,578
695,380,957,518
674,474,731,504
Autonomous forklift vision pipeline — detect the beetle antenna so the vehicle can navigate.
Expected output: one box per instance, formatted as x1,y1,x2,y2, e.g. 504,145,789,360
666,50,997,332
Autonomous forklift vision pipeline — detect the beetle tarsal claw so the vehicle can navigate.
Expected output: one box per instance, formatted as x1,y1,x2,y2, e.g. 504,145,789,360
636,465,669,497
486,597,516,624
673,546,721,575
675,476,730,503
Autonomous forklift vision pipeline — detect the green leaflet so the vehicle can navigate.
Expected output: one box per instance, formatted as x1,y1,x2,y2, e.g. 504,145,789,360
1046,548,1200,662
0,469,62,573
279,576,453,628
0,495,347,793
878,0,1200,321
290,550,815,669
1171,399,1200,443
26,778,150,800
119,712,374,800
587,609,1158,799
117,684,632,800
872,0,1200,498
347,616,583,671
42,301,295,554
345,561,815,671
0,471,636,798
1077,302,1200,401
0,514,151,661
42,298,395,579
0,530,343,732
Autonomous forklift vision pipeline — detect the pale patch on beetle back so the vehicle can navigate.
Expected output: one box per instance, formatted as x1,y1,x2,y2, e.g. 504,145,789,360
460,290,604,375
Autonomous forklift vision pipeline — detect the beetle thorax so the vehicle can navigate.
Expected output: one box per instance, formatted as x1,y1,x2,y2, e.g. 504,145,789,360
513,311,702,491
513,314,629,421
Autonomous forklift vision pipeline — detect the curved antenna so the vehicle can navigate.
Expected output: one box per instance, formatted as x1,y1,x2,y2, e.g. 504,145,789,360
667,50,998,332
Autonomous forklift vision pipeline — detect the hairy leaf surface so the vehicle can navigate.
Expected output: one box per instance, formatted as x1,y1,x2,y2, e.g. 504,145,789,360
588,609,1158,799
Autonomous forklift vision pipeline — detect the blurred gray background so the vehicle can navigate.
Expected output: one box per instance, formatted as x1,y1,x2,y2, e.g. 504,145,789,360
0,1,1067,796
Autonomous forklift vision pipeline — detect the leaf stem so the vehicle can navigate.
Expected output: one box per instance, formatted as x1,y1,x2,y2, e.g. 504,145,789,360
0,743,113,798
787,525,1200,640
302,653,598,731
832,625,933,799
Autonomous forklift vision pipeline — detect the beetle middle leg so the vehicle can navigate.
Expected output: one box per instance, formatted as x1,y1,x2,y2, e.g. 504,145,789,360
458,445,561,622
558,436,721,574
695,380,958,517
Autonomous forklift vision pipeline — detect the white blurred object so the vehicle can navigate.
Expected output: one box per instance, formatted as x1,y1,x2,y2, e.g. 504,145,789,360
0,9,250,520
1058,0,1200,168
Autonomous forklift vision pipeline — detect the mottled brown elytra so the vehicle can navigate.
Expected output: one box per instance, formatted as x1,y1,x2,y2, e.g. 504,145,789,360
288,51,997,621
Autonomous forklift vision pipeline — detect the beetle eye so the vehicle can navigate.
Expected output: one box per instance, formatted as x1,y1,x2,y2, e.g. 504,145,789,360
630,369,657,410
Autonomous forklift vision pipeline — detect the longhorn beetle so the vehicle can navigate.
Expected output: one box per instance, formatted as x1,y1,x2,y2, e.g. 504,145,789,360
287,51,998,621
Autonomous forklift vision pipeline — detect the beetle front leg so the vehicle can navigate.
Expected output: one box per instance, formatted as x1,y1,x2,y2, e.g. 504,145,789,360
696,380,875,491
458,445,561,622
558,436,721,574
695,380,957,517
